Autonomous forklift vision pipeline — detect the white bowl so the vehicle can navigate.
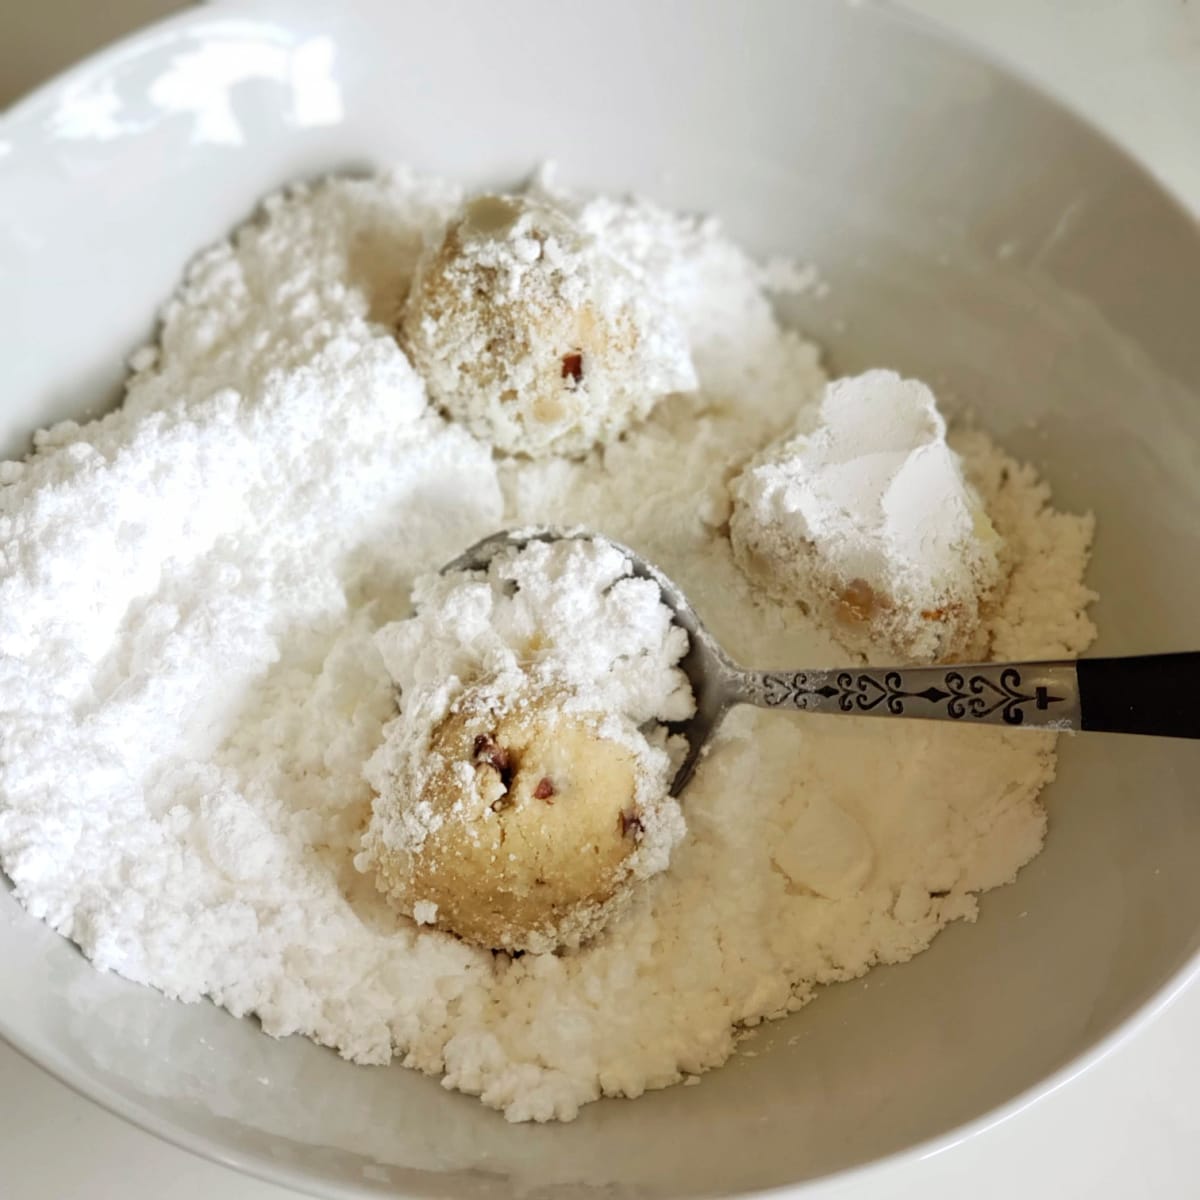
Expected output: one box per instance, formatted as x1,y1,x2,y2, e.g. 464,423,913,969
3,2,1200,1196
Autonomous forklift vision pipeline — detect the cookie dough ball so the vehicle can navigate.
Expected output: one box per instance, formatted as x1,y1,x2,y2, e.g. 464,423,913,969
399,193,695,458
730,371,1005,663
368,685,662,953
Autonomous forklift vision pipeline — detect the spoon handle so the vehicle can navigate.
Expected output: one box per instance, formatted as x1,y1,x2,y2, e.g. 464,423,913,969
732,653,1200,738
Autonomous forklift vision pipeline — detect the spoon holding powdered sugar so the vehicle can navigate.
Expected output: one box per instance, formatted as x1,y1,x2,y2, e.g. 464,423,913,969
447,529,1200,798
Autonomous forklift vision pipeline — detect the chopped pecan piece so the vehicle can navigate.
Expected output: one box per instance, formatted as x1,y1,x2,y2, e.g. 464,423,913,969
618,808,643,838
561,351,584,384
473,733,514,788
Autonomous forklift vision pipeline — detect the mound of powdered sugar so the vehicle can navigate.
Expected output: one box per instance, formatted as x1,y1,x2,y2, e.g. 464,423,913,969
0,166,1095,1121
371,534,694,735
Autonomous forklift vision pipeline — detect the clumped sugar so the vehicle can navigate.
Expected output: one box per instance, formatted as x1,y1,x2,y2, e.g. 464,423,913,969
0,167,1095,1122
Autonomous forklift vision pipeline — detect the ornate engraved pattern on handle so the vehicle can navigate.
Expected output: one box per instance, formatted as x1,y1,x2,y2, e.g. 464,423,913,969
758,667,1069,726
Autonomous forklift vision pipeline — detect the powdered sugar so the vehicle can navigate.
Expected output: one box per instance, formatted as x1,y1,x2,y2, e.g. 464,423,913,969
373,535,693,730
0,167,1095,1122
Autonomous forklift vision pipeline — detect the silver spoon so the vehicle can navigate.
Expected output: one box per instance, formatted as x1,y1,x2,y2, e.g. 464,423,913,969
445,528,1200,797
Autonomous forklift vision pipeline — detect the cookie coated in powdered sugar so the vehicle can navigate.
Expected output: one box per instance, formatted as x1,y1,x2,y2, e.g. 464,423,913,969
358,535,693,954
730,369,1007,664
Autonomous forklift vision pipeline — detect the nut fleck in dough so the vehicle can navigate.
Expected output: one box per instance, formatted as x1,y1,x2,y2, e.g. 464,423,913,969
370,685,651,953
399,193,695,458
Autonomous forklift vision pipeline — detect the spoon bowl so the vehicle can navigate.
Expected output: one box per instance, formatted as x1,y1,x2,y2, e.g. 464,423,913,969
444,525,737,793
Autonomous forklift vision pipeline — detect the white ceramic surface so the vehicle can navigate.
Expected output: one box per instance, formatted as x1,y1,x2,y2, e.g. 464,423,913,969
2,2,1200,1197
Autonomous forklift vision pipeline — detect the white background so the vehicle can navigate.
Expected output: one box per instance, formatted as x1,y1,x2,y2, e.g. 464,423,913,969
1,2,1198,1197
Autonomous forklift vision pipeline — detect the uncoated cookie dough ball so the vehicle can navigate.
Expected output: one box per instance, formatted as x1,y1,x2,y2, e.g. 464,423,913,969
399,193,695,457
367,684,663,954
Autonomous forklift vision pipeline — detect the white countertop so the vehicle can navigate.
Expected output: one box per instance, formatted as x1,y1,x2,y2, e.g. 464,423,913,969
2,2,1198,1197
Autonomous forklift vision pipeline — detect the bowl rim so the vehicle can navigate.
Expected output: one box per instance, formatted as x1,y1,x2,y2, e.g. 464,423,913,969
7,948,1200,1200
2,3,1199,1198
